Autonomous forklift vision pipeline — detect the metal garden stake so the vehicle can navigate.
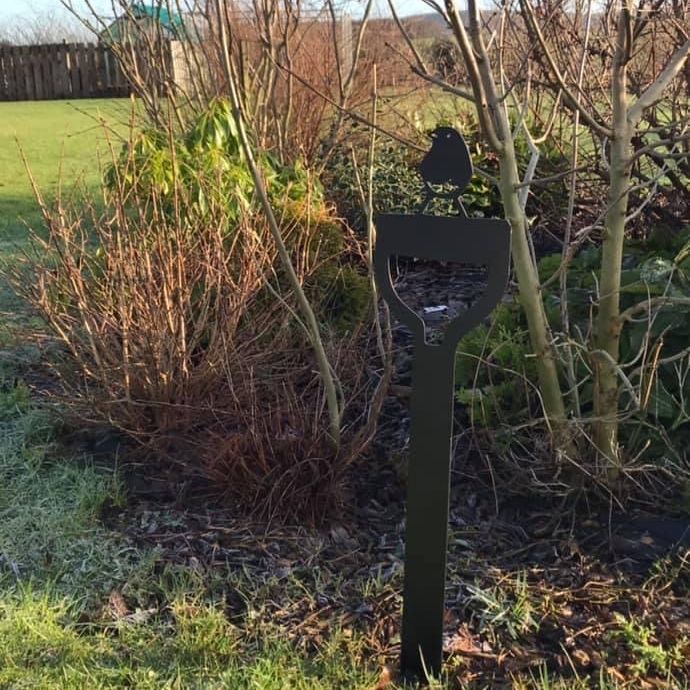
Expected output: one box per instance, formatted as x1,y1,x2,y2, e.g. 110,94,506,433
373,128,511,681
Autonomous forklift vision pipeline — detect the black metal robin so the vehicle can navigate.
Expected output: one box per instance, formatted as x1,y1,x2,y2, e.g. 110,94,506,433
419,127,473,215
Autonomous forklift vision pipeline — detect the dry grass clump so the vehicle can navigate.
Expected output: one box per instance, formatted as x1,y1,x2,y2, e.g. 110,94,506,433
12,164,380,522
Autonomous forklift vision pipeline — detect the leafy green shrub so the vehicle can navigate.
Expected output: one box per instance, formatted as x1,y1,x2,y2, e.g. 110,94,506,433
458,226,690,501
105,98,367,333
107,99,325,225
111,99,310,207
308,264,371,334
455,304,537,426
324,140,423,230
542,228,690,456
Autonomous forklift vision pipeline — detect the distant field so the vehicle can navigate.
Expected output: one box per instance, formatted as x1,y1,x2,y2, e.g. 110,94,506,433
0,98,132,242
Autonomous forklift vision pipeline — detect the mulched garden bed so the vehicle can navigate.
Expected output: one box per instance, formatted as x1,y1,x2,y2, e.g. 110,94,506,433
100,447,690,688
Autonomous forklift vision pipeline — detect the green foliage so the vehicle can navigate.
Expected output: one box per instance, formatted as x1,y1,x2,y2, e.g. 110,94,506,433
461,221,690,485
107,98,324,223
323,108,570,251
611,613,686,677
526,666,628,690
539,227,690,451
0,382,30,421
309,263,371,334
105,99,365,332
325,139,423,230
465,572,538,642
0,588,379,689
455,304,536,426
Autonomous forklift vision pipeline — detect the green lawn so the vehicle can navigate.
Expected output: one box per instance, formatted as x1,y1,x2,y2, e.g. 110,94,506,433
0,98,132,242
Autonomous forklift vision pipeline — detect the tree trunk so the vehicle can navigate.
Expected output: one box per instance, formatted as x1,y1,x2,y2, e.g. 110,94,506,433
593,26,631,473
497,137,570,443
454,0,571,448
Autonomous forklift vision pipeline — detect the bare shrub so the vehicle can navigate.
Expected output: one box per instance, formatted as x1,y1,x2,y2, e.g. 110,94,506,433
11,140,382,522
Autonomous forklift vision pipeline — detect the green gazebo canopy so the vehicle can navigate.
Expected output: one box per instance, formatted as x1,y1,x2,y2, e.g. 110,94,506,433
101,3,194,43
128,3,185,32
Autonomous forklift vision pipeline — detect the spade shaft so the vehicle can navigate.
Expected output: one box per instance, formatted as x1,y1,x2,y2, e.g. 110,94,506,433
373,209,510,684
401,344,457,679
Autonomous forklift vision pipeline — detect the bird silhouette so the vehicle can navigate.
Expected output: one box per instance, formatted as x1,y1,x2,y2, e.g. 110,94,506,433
419,127,473,215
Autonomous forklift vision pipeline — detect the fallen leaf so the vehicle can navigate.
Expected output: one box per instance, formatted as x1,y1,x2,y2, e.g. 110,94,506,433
373,666,392,690
107,590,130,620
572,648,590,667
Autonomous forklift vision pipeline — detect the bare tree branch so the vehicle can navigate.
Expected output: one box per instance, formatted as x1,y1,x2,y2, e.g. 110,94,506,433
520,0,611,137
628,36,690,123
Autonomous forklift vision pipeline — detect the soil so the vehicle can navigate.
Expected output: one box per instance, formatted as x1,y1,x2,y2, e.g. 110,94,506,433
97,442,690,688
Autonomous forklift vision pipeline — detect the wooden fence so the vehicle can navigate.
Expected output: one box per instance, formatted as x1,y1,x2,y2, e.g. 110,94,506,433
0,43,131,101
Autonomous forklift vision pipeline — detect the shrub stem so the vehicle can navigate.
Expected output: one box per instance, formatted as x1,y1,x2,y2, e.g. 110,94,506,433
213,0,342,448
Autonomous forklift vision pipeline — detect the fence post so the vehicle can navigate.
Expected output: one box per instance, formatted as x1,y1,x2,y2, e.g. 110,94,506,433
68,44,79,97
0,48,7,100
41,45,53,100
9,47,18,100
56,43,70,98
21,46,34,100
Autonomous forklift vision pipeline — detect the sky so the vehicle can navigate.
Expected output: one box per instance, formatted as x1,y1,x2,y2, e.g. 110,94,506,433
0,1,112,22
0,0,432,23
